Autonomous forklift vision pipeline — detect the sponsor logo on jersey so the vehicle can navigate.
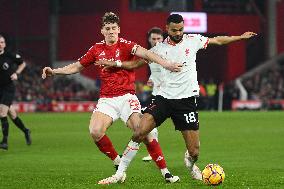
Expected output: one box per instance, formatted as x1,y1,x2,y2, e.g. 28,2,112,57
99,51,105,57
185,48,190,56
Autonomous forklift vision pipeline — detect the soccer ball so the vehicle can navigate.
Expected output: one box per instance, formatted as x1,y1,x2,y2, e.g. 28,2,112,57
202,164,225,185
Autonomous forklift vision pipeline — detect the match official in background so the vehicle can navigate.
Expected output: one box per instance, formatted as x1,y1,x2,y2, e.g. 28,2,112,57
0,34,31,150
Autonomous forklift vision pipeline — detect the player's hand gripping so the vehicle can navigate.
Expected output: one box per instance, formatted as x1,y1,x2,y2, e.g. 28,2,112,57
96,60,182,72
146,79,154,87
42,67,54,79
95,60,117,71
96,60,116,67
240,32,257,39
163,61,183,72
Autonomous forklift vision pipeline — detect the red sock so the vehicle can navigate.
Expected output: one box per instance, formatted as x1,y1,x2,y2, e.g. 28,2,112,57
146,139,167,169
95,135,118,160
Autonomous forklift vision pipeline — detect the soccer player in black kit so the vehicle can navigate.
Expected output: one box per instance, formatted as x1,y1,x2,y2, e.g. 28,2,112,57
0,34,31,150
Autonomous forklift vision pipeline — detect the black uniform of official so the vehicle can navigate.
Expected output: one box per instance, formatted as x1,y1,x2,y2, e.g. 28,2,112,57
0,51,23,106
0,51,31,149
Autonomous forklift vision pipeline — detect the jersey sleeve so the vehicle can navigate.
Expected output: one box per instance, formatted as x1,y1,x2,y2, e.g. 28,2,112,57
149,42,164,54
12,53,24,65
147,46,157,65
120,38,139,56
196,34,209,50
148,43,165,61
78,45,97,67
187,34,209,50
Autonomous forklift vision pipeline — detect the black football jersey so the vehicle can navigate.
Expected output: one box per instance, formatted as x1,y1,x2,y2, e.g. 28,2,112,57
0,51,23,86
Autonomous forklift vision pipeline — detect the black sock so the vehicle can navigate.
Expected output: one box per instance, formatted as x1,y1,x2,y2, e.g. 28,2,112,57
1,117,9,143
12,117,28,133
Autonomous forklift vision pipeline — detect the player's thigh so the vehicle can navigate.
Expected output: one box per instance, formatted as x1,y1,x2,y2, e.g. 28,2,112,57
135,113,157,142
8,105,17,119
89,111,113,138
0,87,15,115
170,97,199,131
127,112,141,131
93,97,120,123
127,112,156,140
143,95,169,127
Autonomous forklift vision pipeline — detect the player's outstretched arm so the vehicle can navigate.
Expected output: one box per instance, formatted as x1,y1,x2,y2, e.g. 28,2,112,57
95,59,148,70
209,32,257,45
42,61,83,79
135,46,182,72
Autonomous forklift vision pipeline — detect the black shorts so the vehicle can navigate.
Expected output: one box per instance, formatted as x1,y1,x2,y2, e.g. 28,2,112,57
0,84,15,106
143,95,199,131
141,94,155,114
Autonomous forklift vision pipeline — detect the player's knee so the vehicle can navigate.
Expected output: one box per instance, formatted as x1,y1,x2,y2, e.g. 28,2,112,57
144,113,155,124
132,130,146,143
132,132,141,142
132,114,155,142
89,127,105,141
0,112,8,118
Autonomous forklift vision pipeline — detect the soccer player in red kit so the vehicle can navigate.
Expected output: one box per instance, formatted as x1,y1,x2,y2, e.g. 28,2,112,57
42,12,181,183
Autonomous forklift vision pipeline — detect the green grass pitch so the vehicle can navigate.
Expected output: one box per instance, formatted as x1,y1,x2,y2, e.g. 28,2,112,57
0,112,284,189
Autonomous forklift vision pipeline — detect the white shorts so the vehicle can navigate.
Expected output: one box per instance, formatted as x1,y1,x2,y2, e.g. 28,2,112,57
93,93,141,124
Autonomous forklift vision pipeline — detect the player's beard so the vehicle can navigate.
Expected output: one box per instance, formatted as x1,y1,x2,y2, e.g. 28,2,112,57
169,34,183,43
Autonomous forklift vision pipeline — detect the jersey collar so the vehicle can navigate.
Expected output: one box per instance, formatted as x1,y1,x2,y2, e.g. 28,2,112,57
104,40,118,49
165,36,183,46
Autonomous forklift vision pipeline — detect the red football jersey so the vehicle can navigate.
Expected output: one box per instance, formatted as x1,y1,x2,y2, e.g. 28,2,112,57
79,38,139,98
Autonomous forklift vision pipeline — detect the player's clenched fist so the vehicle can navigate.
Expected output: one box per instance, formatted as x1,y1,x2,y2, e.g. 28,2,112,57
42,67,54,79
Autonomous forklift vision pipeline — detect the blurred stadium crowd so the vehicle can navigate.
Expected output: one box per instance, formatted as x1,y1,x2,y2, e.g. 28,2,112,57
2,0,283,111
243,65,284,101
14,57,284,111
14,63,99,111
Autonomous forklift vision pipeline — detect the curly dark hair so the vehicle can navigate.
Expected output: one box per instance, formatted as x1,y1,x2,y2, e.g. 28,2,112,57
101,12,120,27
167,14,184,25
